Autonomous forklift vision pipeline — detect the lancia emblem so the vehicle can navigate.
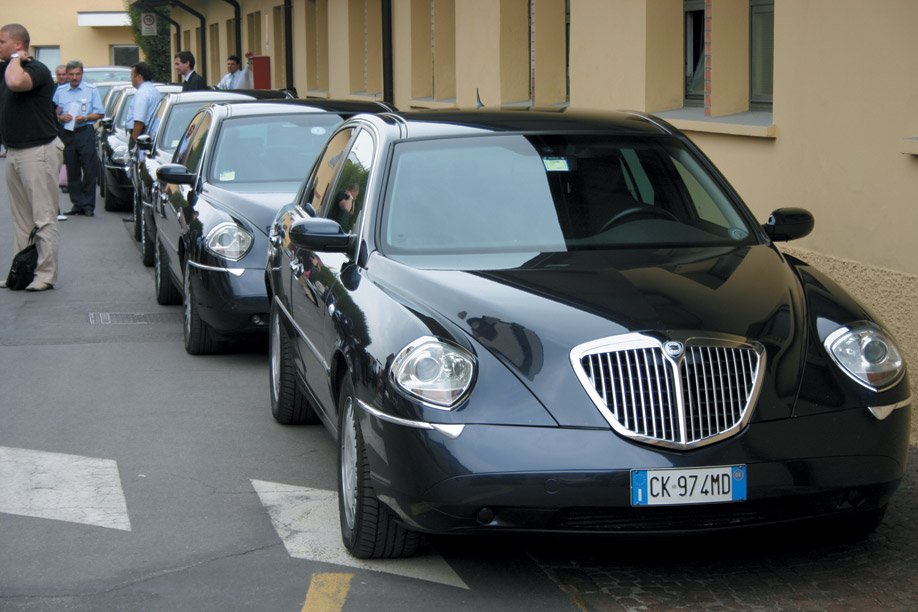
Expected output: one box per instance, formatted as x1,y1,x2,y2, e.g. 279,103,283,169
664,341,684,358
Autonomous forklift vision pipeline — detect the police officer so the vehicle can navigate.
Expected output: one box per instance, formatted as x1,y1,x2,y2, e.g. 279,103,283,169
54,60,104,216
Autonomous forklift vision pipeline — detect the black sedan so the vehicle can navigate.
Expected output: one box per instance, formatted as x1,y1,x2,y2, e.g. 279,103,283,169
98,83,180,211
155,99,394,354
133,89,292,264
265,109,911,559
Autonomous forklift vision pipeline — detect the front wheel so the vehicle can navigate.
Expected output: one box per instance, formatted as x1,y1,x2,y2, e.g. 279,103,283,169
132,191,143,241
337,376,422,558
183,259,223,355
140,208,155,267
154,239,182,305
269,302,316,424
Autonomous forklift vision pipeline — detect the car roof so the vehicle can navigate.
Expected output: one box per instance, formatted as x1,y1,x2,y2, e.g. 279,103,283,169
164,89,292,104
211,98,396,118
369,108,676,139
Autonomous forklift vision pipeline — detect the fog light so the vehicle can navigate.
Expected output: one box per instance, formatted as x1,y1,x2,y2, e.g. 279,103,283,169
476,507,496,525
251,314,267,326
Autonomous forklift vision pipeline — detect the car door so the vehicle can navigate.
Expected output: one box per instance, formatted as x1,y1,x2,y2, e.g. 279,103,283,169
158,110,212,283
284,126,358,413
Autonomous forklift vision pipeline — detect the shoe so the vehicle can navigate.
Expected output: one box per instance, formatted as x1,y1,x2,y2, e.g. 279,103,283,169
0,280,7,288
57,214,68,221
25,281,53,292
63,208,85,216
84,210,94,217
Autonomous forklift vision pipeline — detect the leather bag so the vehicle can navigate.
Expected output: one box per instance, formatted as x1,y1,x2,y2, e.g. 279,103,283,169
6,227,39,290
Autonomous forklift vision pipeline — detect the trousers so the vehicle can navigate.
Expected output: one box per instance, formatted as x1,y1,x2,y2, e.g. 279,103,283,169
62,126,99,212
5,138,65,286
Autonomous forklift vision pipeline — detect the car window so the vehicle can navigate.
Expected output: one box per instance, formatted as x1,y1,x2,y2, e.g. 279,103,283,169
324,130,374,233
84,68,131,83
308,128,355,216
114,92,135,130
380,134,755,256
208,113,344,185
173,111,212,173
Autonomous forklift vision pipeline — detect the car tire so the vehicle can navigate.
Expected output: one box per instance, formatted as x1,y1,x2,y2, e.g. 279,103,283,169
103,182,121,212
183,259,223,355
132,191,142,241
154,239,182,306
140,209,155,267
337,376,423,559
269,302,317,424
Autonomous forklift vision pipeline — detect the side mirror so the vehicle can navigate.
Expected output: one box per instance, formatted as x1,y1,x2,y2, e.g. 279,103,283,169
100,117,113,132
289,217,352,252
136,134,153,152
763,207,814,241
157,164,197,186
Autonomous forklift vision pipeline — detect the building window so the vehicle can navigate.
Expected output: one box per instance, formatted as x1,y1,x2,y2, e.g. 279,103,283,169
411,0,456,103
305,0,329,94
33,46,60,70
273,5,287,88
501,0,569,108
750,0,774,107
112,45,139,67
208,23,220,85
247,11,263,56
225,18,238,58
684,0,705,104
348,0,382,97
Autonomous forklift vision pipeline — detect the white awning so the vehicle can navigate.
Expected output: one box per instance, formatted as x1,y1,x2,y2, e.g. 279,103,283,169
77,12,131,27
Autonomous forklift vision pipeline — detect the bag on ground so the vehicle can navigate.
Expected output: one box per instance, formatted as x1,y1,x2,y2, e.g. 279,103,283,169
6,228,39,290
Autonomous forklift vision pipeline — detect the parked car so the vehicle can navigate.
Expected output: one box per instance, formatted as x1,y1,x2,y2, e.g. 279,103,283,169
97,83,133,192
265,109,911,559
83,66,131,83
133,89,294,264
154,99,394,354
99,83,181,211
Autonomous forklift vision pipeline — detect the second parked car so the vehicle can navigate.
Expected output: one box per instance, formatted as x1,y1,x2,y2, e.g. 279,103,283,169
155,99,394,354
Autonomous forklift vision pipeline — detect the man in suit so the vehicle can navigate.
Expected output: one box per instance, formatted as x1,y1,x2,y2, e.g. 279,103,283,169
174,50,206,91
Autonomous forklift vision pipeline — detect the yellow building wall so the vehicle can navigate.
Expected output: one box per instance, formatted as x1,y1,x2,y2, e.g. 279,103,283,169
2,0,135,68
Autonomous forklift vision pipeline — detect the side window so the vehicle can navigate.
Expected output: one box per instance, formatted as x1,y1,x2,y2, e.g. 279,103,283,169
309,128,355,216
174,112,212,174
325,130,374,233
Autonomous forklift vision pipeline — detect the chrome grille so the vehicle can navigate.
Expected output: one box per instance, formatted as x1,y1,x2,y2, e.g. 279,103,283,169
573,334,764,449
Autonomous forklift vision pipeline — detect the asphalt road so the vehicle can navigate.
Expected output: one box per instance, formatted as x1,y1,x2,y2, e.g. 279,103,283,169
0,159,915,611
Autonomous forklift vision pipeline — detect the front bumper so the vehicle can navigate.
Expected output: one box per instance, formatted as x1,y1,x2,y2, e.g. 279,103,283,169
358,400,911,534
186,261,269,336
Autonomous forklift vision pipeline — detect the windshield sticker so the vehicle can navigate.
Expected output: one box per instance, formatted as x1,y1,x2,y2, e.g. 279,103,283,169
311,127,327,136
219,171,236,181
543,157,569,172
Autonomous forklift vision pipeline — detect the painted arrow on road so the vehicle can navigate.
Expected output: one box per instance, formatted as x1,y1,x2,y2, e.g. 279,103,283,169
0,446,131,531
251,479,468,589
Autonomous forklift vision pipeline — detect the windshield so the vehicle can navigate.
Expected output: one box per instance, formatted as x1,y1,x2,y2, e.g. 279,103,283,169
84,68,131,83
381,134,755,256
208,113,345,185
160,102,208,154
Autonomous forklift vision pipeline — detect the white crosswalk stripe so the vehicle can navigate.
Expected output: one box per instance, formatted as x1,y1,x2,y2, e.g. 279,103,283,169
0,446,131,531
251,479,468,589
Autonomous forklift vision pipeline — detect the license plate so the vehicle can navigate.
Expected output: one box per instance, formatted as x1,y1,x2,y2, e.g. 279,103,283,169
631,465,746,506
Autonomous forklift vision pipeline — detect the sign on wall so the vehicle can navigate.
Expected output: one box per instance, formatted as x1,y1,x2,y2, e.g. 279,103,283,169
141,13,157,37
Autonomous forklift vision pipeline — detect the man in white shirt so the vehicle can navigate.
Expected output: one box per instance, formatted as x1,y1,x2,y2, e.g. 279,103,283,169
216,52,254,90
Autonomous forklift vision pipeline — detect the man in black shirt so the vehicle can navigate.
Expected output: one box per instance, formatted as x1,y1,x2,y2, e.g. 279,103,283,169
0,23,64,291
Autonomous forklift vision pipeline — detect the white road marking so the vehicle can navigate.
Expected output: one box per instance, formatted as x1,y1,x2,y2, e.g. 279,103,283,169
0,446,131,531
251,480,468,589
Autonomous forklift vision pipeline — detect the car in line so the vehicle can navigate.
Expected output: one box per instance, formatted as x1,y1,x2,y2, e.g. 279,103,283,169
133,89,293,264
265,109,911,558
83,65,131,84
98,83,181,211
154,99,395,354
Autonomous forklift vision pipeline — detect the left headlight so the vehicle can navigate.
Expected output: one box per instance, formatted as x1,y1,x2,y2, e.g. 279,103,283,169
391,336,476,409
112,144,130,165
204,222,253,261
825,322,905,391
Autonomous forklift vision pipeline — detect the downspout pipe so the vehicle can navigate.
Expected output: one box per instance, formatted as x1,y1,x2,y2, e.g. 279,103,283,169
381,0,393,104
219,0,243,59
285,0,295,92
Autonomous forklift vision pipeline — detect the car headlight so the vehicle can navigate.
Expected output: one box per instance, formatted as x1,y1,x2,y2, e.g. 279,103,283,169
391,337,475,409
112,145,130,165
204,222,253,261
824,322,905,391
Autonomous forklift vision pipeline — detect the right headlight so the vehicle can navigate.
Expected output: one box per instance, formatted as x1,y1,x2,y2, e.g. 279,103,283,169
824,322,905,391
204,222,253,261
391,337,476,409
112,144,130,165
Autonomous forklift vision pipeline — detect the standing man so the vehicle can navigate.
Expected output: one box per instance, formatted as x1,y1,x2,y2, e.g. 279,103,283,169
127,62,162,148
174,51,206,91
54,64,67,87
0,23,64,291
216,52,254,90
54,60,104,217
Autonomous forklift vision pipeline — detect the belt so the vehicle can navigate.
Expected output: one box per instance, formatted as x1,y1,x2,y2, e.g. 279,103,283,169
74,125,95,132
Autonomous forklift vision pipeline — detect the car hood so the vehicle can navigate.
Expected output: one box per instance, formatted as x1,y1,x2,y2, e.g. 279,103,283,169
202,183,300,236
372,245,807,426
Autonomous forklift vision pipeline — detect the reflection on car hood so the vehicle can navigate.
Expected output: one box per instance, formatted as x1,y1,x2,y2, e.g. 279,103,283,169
203,182,300,235
373,245,806,426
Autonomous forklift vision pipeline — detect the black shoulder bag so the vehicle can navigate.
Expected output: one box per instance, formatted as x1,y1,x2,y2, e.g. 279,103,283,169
6,227,39,290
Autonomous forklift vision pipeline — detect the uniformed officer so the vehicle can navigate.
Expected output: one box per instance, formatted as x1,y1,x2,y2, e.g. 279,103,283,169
53,60,104,216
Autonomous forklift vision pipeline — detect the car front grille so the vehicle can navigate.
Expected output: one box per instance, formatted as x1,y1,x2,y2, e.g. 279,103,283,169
571,334,765,449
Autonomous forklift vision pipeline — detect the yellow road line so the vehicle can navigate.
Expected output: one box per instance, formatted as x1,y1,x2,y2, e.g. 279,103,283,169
301,572,354,612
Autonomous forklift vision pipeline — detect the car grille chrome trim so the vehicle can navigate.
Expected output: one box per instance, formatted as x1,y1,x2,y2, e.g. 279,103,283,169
868,395,912,420
187,259,245,277
571,333,765,450
356,399,465,439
